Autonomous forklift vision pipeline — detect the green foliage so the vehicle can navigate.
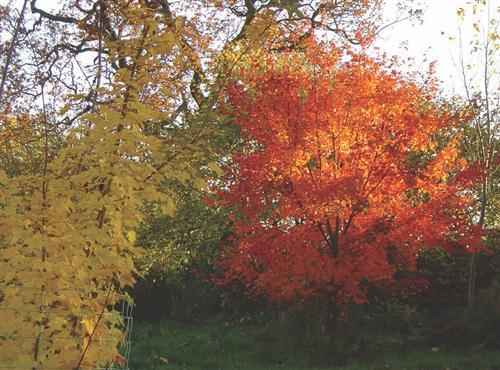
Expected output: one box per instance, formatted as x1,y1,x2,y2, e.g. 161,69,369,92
131,110,238,321
132,191,229,321
416,249,471,309
135,181,229,283
414,228,500,311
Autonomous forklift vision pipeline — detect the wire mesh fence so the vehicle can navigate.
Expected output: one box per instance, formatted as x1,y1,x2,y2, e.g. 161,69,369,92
0,284,133,370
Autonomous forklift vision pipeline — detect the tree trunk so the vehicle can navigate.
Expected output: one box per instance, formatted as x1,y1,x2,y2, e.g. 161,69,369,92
467,179,487,306
467,253,478,307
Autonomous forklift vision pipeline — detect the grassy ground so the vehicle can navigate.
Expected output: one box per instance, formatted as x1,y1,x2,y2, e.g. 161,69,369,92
129,317,500,370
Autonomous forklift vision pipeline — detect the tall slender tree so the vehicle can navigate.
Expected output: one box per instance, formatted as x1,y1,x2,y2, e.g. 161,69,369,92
454,0,499,306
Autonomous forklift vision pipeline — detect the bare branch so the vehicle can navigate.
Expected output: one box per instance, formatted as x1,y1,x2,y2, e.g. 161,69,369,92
0,0,28,103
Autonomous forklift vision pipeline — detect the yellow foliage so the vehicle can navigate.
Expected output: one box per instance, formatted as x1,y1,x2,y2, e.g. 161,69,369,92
0,2,199,367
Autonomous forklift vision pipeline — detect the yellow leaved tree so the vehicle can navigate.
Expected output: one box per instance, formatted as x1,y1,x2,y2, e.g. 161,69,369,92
0,3,197,368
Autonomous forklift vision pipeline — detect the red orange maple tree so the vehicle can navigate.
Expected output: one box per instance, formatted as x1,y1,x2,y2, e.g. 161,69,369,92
217,41,484,305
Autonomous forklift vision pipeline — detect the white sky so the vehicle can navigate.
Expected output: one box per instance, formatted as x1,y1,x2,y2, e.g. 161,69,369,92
374,0,498,96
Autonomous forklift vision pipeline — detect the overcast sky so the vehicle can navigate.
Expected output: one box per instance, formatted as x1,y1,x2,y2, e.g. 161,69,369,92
374,0,497,96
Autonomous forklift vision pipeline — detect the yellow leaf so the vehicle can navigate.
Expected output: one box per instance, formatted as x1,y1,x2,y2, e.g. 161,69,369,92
82,318,96,334
194,177,207,190
154,354,169,364
59,104,70,115
127,230,137,244
208,161,224,176
160,200,176,216
0,169,7,183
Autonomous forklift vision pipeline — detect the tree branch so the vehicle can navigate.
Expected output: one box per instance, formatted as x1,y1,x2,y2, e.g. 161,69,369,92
30,0,79,23
0,0,29,103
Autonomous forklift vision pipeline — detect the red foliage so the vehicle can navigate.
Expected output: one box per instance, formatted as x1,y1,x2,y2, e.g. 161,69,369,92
217,41,485,305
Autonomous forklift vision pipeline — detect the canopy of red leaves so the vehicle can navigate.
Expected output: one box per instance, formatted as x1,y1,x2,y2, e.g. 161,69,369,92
217,41,484,305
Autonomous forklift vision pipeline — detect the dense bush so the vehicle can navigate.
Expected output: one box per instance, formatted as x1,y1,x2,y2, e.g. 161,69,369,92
131,180,230,321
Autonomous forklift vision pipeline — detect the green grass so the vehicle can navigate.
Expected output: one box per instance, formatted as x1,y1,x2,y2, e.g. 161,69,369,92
129,317,500,370
343,350,500,370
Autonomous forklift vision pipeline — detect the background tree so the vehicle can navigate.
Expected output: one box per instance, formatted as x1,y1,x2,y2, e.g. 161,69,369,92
454,0,499,305
132,178,231,321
